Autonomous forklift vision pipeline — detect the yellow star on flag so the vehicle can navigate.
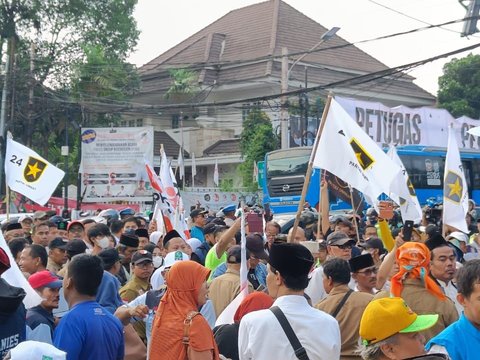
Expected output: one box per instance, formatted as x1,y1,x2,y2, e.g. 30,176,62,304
448,178,462,199
26,162,42,179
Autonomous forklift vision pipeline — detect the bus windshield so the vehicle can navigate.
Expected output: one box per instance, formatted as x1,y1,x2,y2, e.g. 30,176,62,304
266,149,311,178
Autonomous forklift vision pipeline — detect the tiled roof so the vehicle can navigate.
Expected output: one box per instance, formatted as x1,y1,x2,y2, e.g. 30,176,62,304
203,138,241,156
138,0,435,103
154,131,189,158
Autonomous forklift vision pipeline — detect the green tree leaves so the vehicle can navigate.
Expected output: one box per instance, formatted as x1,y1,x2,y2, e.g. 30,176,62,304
438,53,480,118
240,108,278,190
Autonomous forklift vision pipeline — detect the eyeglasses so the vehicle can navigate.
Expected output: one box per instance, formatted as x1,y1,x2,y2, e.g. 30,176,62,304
356,267,378,276
136,262,153,269
332,243,353,250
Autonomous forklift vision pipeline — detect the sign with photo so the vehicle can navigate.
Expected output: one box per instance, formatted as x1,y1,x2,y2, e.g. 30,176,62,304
80,127,154,202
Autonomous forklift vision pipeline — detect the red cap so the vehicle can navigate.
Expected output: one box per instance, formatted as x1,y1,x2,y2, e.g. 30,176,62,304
28,270,63,289
0,248,11,275
67,221,85,232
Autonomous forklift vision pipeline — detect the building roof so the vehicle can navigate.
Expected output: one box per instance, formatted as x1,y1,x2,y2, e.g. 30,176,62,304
138,0,435,104
203,138,241,156
154,131,189,158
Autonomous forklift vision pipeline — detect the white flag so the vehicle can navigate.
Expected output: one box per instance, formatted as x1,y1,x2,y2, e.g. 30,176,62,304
312,98,402,204
5,137,65,205
191,152,197,178
178,147,185,180
443,125,469,233
387,146,422,222
213,159,219,186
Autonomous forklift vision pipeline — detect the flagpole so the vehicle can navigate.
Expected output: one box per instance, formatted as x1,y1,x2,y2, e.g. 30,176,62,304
5,186,10,221
348,185,361,244
291,95,333,243
316,171,325,240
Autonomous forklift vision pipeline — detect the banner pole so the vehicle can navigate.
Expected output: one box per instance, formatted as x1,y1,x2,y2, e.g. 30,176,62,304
316,171,324,240
5,186,10,221
348,185,361,244
291,95,333,243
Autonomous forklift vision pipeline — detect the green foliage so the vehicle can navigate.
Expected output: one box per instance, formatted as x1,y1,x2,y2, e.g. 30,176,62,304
1,0,140,173
164,69,199,100
240,108,278,190
438,53,480,118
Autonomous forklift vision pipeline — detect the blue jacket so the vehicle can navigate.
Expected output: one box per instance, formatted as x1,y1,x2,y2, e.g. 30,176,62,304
426,313,480,360
96,271,124,314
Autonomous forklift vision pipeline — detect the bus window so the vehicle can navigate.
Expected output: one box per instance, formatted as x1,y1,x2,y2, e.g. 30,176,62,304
400,155,444,189
471,159,480,190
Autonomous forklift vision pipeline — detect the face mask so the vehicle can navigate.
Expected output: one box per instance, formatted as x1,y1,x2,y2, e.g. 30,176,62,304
97,237,110,249
152,256,163,268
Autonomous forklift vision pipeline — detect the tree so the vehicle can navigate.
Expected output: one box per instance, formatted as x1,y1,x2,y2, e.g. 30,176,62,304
438,53,480,118
1,0,139,146
240,108,278,190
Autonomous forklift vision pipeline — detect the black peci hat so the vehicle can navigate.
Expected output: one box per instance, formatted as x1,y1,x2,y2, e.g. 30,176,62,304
268,243,314,277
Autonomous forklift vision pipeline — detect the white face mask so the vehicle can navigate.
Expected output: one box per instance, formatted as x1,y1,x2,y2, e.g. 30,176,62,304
97,237,110,249
152,256,163,268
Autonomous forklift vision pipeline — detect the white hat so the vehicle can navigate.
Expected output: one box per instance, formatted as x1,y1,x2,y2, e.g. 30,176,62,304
446,231,469,244
18,214,33,223
149,231,164,246
160,251,189,271
10,341,66,360
187,238,202,253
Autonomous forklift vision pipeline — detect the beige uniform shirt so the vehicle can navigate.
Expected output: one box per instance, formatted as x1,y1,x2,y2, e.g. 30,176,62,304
316,284,373,360
119,275,150,343
46,258,62,274
374,278,459,341
208,268,253,317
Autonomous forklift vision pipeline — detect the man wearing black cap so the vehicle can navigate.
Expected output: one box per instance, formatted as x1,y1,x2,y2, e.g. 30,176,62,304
116,233,139,286
316,258,373,359
426,234,462,315
4,222,25,242
190,208,208,243
349,253,378,295
57,239,87,278
135,228,150,249
119,250,153,343
96,249,123,314
238,243,341,360
47,238,68,274
191,222,217,265
209,246,253,317
210,233,269,289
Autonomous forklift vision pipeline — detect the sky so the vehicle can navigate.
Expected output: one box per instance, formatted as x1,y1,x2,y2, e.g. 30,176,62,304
128,0,480,96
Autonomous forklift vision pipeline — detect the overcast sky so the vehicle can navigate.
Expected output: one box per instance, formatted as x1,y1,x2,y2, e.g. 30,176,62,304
129,0,480,97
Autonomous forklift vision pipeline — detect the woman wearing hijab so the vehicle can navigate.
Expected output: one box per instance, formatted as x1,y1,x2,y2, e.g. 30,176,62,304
149,261,219,360
213,292,274,360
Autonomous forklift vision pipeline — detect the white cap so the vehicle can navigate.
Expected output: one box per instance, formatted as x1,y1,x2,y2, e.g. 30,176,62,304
187,238,202,253
161,251,189,270
149,231,164,246
18,214,33,223
10,341,66,360
446,231,469,244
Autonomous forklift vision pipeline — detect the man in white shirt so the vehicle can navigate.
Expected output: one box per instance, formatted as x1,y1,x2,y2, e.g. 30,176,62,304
239,242,341,360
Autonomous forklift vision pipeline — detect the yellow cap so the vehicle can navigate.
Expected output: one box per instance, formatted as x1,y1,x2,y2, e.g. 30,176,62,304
359,297,438,345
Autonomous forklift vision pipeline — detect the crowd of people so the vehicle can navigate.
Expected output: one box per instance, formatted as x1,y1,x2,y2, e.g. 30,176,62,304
0,192,479,360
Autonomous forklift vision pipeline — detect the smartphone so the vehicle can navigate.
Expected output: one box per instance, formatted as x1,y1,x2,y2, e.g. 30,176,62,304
246,212,263,233
403,220,414,241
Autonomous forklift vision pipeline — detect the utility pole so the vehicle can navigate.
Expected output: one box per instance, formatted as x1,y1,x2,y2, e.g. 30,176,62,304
280,27,340,150
462,0,480,36
27,43,35,147
280,47,289,149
